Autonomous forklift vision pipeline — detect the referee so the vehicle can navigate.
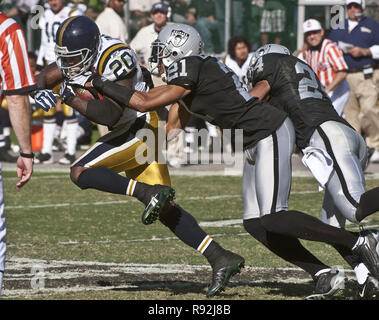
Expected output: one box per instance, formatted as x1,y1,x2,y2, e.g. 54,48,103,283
303,18,350,116
0,7,37,295
329,0,379,163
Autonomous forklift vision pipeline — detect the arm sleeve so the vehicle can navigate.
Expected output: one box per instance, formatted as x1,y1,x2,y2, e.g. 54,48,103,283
327,44,348,72
1,23,37,94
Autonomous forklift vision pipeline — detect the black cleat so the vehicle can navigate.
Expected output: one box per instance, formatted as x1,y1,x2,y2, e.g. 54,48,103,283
141,185,175,225
357,275,379,300
58,153,76,165
353,229,379,279
206,250,245,297
305,267,346,300
34,152,53,164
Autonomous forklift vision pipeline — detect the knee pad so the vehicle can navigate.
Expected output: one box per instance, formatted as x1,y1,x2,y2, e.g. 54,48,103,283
159,204,182,231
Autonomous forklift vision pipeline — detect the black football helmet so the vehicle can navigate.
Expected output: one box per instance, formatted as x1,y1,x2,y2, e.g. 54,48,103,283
55,16,101,79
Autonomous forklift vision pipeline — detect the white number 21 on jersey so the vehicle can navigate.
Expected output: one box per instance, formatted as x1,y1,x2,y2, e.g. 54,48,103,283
167,59,188,82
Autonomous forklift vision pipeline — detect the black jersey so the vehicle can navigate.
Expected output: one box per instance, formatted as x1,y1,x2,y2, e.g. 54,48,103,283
166,55,287,149
250,53,351,149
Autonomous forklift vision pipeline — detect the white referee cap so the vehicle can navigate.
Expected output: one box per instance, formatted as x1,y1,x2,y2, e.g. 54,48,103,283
303,19,322,33
346,0,365,10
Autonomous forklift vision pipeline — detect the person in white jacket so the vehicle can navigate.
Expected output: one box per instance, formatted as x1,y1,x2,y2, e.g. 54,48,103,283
95,0,128,43
222,36,254,87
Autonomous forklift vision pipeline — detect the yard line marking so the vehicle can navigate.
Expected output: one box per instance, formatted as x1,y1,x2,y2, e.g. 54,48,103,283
5,191,318,210
2,257,357,298
7,223,379,248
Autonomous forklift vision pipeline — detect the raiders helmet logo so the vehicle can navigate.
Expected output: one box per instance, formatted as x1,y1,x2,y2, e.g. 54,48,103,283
167,29,189,47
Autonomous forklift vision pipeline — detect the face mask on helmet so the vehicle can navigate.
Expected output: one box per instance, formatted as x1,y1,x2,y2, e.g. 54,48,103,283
55,44,98,80
149,24,203,73
149,39,167,73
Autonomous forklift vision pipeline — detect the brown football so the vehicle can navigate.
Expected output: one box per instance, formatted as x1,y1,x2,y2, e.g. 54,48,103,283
74,86,103,101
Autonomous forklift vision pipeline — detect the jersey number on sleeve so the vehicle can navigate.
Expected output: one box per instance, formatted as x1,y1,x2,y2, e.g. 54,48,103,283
295,61,323,100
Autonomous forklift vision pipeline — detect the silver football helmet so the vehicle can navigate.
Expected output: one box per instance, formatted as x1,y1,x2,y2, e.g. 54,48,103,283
247,44,290,83
149,23,203,70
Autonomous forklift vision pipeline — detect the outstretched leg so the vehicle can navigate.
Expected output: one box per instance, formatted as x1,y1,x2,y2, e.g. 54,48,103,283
160,204,244,297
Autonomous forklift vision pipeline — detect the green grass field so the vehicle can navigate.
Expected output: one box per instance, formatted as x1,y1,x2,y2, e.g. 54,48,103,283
1,171,379,300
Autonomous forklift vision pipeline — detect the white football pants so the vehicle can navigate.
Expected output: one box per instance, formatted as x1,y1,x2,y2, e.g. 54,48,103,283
243,117,295,219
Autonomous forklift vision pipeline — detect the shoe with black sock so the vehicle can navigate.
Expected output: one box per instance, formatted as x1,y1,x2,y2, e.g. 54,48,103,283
58,153,76,165
0,147,17,162
305,267,346,300
352,229,379,279
34,152,53,164
141,184,175,225
357,275,379,300
206,250,245,297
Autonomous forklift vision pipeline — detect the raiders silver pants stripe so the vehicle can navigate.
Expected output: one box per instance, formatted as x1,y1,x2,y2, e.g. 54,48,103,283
310,121,367,225
243,117,295,220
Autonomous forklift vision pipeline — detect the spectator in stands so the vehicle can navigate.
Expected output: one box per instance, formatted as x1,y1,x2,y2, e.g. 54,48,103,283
260,0,285,45
130,2,170,69
95,0,128,43
167,0,189,23
223,35,253,85
85,0,104,20
3,0,39,30
303,19,350,116
219,36,253,155
188,0,223,53
128,0,156,39
329,0,379,163
67,0,87,13
130,2,184,167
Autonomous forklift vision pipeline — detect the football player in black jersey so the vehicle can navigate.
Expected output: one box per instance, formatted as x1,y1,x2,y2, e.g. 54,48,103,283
246,43,379,299
33,16,248,298
88,24,379,299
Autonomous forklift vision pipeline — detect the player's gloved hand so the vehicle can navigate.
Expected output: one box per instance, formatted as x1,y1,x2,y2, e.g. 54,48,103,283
59,80,75,105
33,89,57,112
88,72,106,92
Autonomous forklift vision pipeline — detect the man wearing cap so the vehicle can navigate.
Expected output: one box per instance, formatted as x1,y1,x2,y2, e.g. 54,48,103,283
130,3,182,167
329,0,379,163
130,2,171,71
303,18,350,116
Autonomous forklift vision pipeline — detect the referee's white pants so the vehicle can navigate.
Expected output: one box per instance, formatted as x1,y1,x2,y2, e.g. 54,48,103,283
242,117,295,220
